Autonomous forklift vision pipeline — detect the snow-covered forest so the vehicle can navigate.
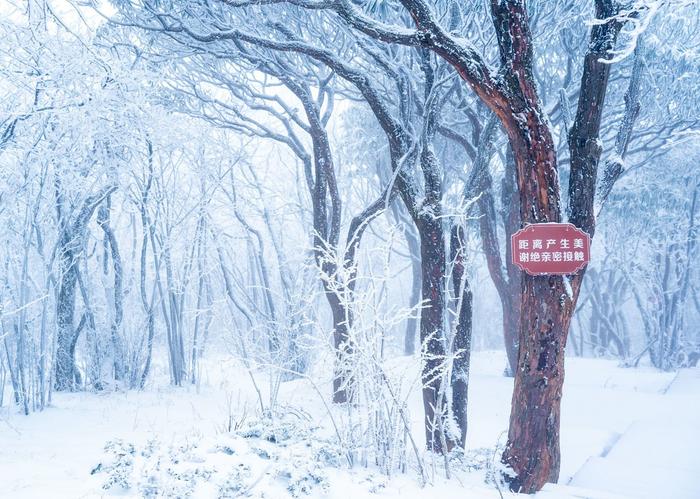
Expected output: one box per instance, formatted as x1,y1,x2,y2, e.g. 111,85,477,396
1,0,699,497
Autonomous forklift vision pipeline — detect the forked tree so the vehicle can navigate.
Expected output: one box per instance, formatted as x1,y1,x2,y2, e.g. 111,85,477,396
234,0,632,491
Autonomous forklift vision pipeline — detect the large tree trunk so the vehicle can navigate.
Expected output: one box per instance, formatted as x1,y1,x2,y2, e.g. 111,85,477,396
498,105,575,491
54,185,116,391
503,276,575,490
416,214,447,453
503,181,574,491
501,5,621,484
55,247,79,391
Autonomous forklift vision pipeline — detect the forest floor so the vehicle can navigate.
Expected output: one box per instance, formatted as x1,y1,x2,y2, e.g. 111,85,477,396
0,351,698,499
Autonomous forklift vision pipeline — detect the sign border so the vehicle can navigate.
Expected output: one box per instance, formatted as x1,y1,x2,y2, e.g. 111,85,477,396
510,222,591,276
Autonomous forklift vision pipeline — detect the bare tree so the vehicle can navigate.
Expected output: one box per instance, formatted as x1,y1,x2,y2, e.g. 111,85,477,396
191,0,642,490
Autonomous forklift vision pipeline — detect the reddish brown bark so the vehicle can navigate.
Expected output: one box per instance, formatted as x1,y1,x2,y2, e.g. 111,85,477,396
498,110,575,494
499,1,622,492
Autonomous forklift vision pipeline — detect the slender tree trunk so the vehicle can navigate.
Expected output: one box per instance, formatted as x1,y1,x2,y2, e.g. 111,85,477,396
450,224,472,448
162,245,186,386
404,232,422,356
76,267,100,389
383,167,422,357
97,202,126,382
3,335,20,405
55,247,79,391
16,214,31,414
38,283,48,407
0,344,6,408
327,292,353,404
191,216,211,385
230,185,282,363
295,95,351,404
33,219,51,408
501,149,522,376
502,302,519,375
467,117,521,377
138,141,156,389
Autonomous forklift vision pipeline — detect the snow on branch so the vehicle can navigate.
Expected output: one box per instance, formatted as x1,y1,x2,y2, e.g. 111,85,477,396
590,0,696,63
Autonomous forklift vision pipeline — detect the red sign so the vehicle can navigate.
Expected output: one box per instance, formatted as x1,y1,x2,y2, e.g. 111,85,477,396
511,223,591,276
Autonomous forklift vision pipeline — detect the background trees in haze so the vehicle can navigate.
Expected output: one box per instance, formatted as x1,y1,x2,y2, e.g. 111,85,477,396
0,0,698,495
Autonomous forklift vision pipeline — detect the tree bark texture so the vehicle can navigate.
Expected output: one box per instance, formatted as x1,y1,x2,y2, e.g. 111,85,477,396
450,224,472,448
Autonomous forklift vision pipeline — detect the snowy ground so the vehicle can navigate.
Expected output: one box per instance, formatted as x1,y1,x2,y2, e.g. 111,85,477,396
0,352,698,499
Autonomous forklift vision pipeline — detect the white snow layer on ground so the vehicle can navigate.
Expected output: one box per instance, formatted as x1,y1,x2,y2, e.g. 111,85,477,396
0,352,697,499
